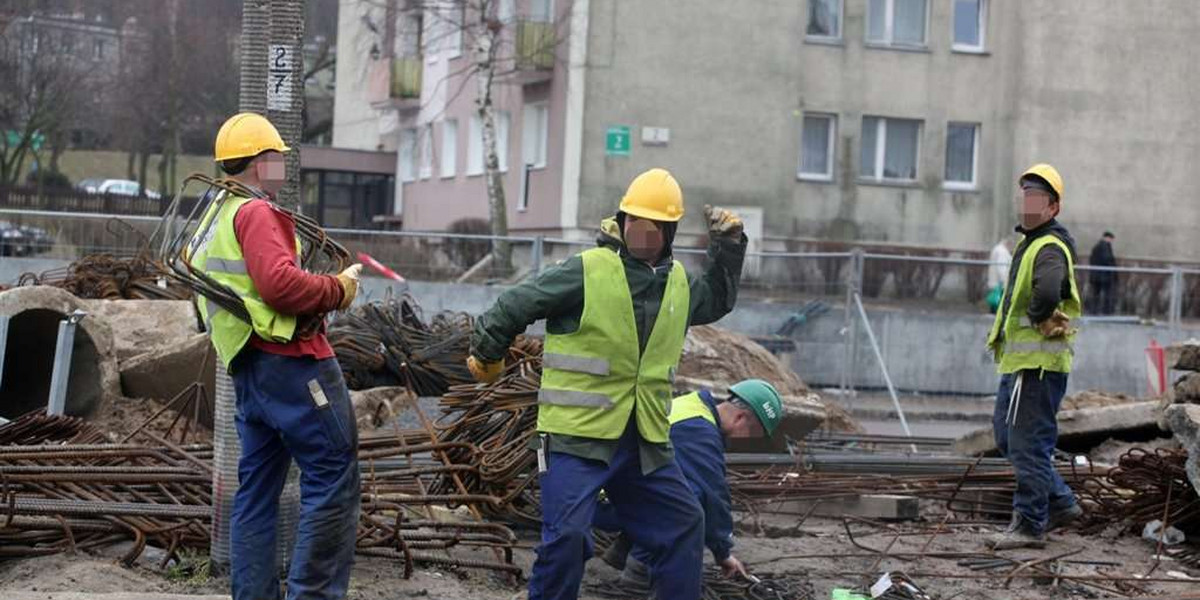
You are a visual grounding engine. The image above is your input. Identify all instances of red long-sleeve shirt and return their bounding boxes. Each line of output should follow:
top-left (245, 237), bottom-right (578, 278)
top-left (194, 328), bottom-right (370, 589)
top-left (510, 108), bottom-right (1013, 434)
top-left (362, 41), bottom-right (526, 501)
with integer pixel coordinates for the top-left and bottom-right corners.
top-left (233, 199), bottom-right (344, 359)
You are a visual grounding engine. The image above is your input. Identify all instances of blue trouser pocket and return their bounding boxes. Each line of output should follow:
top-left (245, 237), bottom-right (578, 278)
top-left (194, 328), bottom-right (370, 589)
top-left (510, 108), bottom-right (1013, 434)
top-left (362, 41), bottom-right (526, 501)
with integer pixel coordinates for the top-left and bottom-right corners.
top-left (307, 360), bottom-right (355, 453)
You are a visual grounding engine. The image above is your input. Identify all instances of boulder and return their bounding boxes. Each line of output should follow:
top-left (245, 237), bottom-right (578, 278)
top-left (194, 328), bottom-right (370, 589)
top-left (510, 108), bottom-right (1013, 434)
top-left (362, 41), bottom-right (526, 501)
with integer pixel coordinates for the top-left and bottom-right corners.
top-left (1164, 404), bottom-right (1200, 497)
top-left (119, 334), bottom-right (215, 410)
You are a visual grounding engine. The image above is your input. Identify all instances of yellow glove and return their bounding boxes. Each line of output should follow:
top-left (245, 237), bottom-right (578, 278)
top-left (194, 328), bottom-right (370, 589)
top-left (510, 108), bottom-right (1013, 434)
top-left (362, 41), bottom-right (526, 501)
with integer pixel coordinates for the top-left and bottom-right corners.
top-left (1036, 309), bottom-right (1077, 339)
top-left (467, 355), bottom-right (505, 384)
top-left (703, 204), bottom-right (743, 238)
top-left (336, 263), bottom-right (363, 310)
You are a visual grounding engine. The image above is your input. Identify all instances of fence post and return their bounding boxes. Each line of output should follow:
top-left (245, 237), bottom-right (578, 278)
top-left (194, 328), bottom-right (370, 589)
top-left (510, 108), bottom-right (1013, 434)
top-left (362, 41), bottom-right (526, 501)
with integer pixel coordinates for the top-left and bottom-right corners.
top-left (1170, 266), bottom-right (1183, 332)
top-left (840, 248), bottom-right (865, 400)
top-left (532, 235), bottom-right (544, 274)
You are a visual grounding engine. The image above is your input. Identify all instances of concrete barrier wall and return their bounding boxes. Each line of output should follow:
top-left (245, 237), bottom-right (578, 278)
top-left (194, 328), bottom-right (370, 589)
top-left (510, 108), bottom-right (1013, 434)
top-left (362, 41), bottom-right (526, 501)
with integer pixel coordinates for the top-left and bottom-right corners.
top-left (4, 257), bottom-right (1191, 397)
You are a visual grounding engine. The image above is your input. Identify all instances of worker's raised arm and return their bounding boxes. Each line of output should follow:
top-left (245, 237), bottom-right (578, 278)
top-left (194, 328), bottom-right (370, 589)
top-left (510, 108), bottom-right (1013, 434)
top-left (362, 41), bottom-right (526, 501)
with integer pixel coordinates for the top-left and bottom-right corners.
top-left (471, 255), bottom-right (585, 362)
top-left (687, 205), bottom-right (748, 326)
top-left (235, 199), bottom-right (346, 316)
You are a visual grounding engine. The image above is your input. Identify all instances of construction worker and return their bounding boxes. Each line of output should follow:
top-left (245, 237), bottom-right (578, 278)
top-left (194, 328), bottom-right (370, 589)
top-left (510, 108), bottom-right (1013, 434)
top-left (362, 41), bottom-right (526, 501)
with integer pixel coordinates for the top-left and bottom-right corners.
top-left (467, 167), bottom-right (748, 600)
top-left (192, 113), bottom-right (363, 600)
top-left (594, 379), bottom-right (784, 592)
top-left (985, 163), bottom-right (1083, 551)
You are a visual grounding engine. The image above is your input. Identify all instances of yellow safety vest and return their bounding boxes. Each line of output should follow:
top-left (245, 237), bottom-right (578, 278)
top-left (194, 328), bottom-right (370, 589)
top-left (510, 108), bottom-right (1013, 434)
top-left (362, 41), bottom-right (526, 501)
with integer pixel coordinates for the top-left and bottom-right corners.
top-left (668, 392), bottom-right (717, 427)
top-left (538, 247), bottom-right (690, 443)
top-left (986, 235), bottom-right (1081, 374)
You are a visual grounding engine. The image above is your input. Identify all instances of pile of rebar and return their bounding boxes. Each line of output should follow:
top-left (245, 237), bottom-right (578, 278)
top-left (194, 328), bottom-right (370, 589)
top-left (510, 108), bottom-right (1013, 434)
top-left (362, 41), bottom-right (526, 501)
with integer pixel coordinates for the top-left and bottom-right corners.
top-left (18, 253), bottom-right (191, 301)
top-left (329, 293), bottom-right (475, 394)
top-left (1077, 447), bottom-right (1200, 536)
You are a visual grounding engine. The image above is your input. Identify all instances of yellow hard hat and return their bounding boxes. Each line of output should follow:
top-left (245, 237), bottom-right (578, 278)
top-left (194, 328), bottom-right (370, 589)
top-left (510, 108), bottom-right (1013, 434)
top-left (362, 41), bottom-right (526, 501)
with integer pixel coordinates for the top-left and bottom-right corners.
top-left (619, 168), bottom-right (684, 222)
top-left (213, 113), bottom-right (290, 162)
top-left (1020, 163), bottom-right (1064, 201)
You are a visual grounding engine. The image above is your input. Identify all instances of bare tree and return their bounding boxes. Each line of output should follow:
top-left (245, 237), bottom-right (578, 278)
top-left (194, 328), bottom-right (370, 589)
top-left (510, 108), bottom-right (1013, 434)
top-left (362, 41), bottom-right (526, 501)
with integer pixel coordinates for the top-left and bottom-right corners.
top-left (373, 0), bottom-right (570, 272)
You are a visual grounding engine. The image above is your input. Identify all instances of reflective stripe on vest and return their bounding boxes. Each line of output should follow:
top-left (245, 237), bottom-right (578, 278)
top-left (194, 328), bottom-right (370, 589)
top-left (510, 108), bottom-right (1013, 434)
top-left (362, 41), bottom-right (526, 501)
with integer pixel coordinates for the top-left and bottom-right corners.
top-left (188, 194), bottom-right (300, 370)
top-left (536, 247), bottom-right (690, 443)
top-left (668, 392), bottom-right (717, 427)
top-left (986, 234), bottom-right (1081, 374)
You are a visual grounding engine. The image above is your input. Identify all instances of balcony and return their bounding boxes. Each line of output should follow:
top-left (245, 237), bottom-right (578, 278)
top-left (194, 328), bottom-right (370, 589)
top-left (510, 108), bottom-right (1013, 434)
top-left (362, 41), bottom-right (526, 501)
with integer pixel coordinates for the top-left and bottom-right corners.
top-left (368, 56), bottom-right (422, 110)
top-left (516, 20), bottom-right (555, 71)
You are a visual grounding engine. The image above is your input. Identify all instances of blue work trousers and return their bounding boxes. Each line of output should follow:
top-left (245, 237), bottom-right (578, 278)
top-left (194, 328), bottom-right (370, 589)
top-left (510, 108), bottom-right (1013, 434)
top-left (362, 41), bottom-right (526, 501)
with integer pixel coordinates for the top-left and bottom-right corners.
top-left (529, 422), bottom-right (704, 600)
top-left (993, 370), bottom-right (1077, 535)
top-left (230, 349), bottom-right (361, 600)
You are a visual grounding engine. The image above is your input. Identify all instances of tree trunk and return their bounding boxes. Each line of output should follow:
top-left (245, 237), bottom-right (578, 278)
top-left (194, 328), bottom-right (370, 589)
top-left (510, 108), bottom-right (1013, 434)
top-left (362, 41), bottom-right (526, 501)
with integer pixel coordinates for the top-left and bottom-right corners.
top-left (127, 151), bottom-right (136, 180)
top-left (137, 152), bottom-right (150, 196)
top-left (472, 11), bottom-right (511, 274)
top-left (268, 0), bottom-right (305, 210)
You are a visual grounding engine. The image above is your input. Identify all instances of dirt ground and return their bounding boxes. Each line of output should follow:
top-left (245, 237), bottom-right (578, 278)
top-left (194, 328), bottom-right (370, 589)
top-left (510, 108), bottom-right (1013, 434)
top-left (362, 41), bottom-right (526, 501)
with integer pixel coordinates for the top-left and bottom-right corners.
top-left (2, 515), bottom-right (1195, 600)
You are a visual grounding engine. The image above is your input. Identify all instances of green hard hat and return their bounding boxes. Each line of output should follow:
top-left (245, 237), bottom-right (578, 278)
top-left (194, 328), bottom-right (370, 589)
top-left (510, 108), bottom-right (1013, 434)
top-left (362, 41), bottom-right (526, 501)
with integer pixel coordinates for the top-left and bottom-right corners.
top-left (729, 379), bottom-right (783, 437)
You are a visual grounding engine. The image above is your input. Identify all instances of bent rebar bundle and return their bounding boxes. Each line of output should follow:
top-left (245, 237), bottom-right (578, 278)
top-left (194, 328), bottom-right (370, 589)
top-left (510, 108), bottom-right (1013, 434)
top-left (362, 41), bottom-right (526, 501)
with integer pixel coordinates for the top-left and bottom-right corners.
top-left (154, 173), bottom-right (351, 325)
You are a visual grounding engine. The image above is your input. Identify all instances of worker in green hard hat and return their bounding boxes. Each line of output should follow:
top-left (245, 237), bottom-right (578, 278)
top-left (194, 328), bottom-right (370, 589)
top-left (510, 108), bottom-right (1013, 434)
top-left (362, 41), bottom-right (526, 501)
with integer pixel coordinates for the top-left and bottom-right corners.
top-left (593, 378), bottom-right (783, 591)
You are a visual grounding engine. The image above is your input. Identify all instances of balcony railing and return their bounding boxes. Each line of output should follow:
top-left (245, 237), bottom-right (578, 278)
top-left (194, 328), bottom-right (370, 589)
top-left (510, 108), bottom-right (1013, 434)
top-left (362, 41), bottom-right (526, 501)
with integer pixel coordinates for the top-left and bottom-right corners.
top-left (390, 56), bottom-right (422, 99)
top-left (516, 21), bottom-right (555, 70)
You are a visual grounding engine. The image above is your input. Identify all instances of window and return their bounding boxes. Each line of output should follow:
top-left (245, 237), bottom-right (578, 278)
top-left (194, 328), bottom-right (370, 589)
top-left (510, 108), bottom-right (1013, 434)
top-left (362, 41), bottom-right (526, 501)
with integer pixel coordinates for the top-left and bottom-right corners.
top-left (860, 117), bottom-right (921, 182)
top-left (419, 124), bottom-right (433, 179)
top-left (806, 0), bottom-right (842, 40)
top-left (446, 2), bottom-right (463, 58)
top-left (522, 102), bottom-right (549, 168)
top-left (468, 111), bottom-right (511, 175)
top-left (440, 119), bottom-right (458, 178)
top-left (530, 0), bottom-right (553, 22)
top-left (93, 39), bottom-right (106, 61)
top-left (799, 114), bottom-right (836, 181)
top-left (867, 0), bottom-right (927, 47)
top-left (399, 128), bottom-right (417, 182)
top-left (953, 0), bottom-right (986, 51)
top-left (944, 122), bottom-right (979, 189)
top-left (62, 33), bottom-right (74, 55)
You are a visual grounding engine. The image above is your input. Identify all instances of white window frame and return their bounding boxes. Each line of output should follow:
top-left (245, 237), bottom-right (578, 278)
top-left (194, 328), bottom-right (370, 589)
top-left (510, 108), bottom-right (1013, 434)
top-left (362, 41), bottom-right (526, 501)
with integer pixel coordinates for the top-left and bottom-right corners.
top-left (952, 0), bottom-right (987, 53)
top-left (522, 102), bottom-right (549, 170)
top-left (419, 123), bottom-right (433, 179)
top-left (399, 128), bottom-right (418, 182)
top-left (865, 0), bottom-right (929, 48)
top-left (496, 110), bottom-right (510, 173)
top-left (467, 115), bottom-right (484, 176)
top-left (530, 0), bottom-right (554, 23)
top-left (860, 116), bottom-right (922, 183)
top-left (798, 113), bottom-right (837, 182)
top-left (446, 1), bottom-right (463, 59)
top-left (805, 0), bottom-right (844, 42)
top-left (943, 122), bottom-right (979, 191)
top-left (440, 119), bottom-right (458, 179)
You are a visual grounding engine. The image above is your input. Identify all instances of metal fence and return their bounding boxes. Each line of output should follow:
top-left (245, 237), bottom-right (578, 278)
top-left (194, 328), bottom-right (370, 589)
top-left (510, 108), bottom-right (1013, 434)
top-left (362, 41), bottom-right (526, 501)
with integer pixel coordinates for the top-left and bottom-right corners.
top-left (3, 206), bottom-right (1199, 324)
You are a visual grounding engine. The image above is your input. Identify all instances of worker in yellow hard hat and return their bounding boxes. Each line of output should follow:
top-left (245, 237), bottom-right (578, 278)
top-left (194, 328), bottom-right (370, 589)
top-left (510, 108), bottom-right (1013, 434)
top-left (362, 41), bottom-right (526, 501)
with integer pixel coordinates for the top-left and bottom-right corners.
top-left (985, 163), bottom-right (1083, 551)
top-left (194, 113), bottom-right (362, 600)
top-left (467, 168), bottom-right (748, 600)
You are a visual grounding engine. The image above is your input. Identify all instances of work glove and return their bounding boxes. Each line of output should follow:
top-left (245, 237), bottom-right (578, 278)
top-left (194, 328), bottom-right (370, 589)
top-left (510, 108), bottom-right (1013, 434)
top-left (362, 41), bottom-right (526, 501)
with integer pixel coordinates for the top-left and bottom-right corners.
top-left (467, 355), bottom-right (505, 384)
top-left (336, 263), bottom-right (363, 310)
top-left (1036, 309), bottom-right (1077, 339)
top-left (720, 555), bottom-right (749, 579)
top-left (704, 204), bottom-right (744, 238)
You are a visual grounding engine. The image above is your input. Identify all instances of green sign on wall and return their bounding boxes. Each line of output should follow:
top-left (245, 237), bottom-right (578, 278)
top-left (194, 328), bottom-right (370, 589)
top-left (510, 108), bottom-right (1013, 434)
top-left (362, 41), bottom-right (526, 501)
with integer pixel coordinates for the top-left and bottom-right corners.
top-left (606, 126), bottom-right (631, 156)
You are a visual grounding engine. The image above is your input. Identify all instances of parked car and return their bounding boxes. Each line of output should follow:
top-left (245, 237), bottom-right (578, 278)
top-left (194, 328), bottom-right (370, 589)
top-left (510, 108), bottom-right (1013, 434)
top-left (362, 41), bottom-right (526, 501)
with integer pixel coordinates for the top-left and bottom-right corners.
top-left (76, 178), bottom-right (162, 200)
top-left (0, 221), bottom-right (52, 257)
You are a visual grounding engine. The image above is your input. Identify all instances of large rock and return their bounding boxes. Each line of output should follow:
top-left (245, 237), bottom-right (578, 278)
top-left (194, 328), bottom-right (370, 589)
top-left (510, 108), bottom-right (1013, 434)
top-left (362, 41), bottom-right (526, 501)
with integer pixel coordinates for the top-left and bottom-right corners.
top-left (1167, 339), bottom-right (1200, 372)
top-left (0, 286), bottom-right (120, 418)
top-left (1164, 404), bottom-right (1200, 497)
top-left (119, 333), bottom-right (215, 410)
top-left (1174, 372), bottom-right (1200, 403)
top-left (955, 401), bottom-right (1161, 456)
top-left (83, 299), bottom-right (199, 361)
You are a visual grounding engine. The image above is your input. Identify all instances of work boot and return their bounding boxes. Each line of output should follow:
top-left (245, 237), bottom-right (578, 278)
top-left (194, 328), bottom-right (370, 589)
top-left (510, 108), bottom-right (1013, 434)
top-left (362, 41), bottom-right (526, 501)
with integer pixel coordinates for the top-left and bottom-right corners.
top-left (601, 532), bottom-right (633, 571)
top-left (1046, 503), bottom-right (1083, 531)
top-left (988, 515), bottom-right (1046, 550)
top-left (617, 556), bottom-right (652, 596)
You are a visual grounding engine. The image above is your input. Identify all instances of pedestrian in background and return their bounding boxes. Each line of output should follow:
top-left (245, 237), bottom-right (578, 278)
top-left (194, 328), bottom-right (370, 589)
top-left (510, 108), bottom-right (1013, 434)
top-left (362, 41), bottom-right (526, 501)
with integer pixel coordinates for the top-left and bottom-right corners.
top-left (1088, 231), bottom-right (1118, 315)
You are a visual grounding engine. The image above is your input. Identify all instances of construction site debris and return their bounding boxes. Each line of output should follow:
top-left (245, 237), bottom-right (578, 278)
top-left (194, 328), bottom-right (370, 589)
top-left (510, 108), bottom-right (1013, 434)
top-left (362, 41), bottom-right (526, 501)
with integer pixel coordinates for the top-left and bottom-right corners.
top-left (329, 293), bottom-right (474, 395)
top-left (680, 325), bottom-right (810, 395)
top-left (1168, 339), bottom-right (1200, 371)
top-left (1088, 436), bottom-right (1179, 466)
top-left (1079, 447), bottom-right (1200, 539)
top-left (1164, 403), bottom-right (1200, 497)
top-left (119, 334), bottom-right (214, 407)
top-left (1175, 372), bottom-right (1200, 404)
top-left (17, 253), bottom-right (190, 302)
top-left (0, 285), bottom-right (122, 417)
top-left (954, 401), bottom-right (1161, 456)
top-left (350, 386), bottom-right (415, 431)
top-left (81, 300), bottom-right (199, 362)
top-left (1061, 389), bottom-right (1140, 411)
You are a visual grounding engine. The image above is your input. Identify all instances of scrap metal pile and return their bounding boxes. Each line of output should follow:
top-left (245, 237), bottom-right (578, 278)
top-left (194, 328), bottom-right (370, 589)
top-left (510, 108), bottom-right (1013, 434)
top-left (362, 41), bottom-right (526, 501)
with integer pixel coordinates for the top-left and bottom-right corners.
top-left (329, 294), bottom-right (475, 395)
top-left (18, 252), bottom-right (191, 301)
